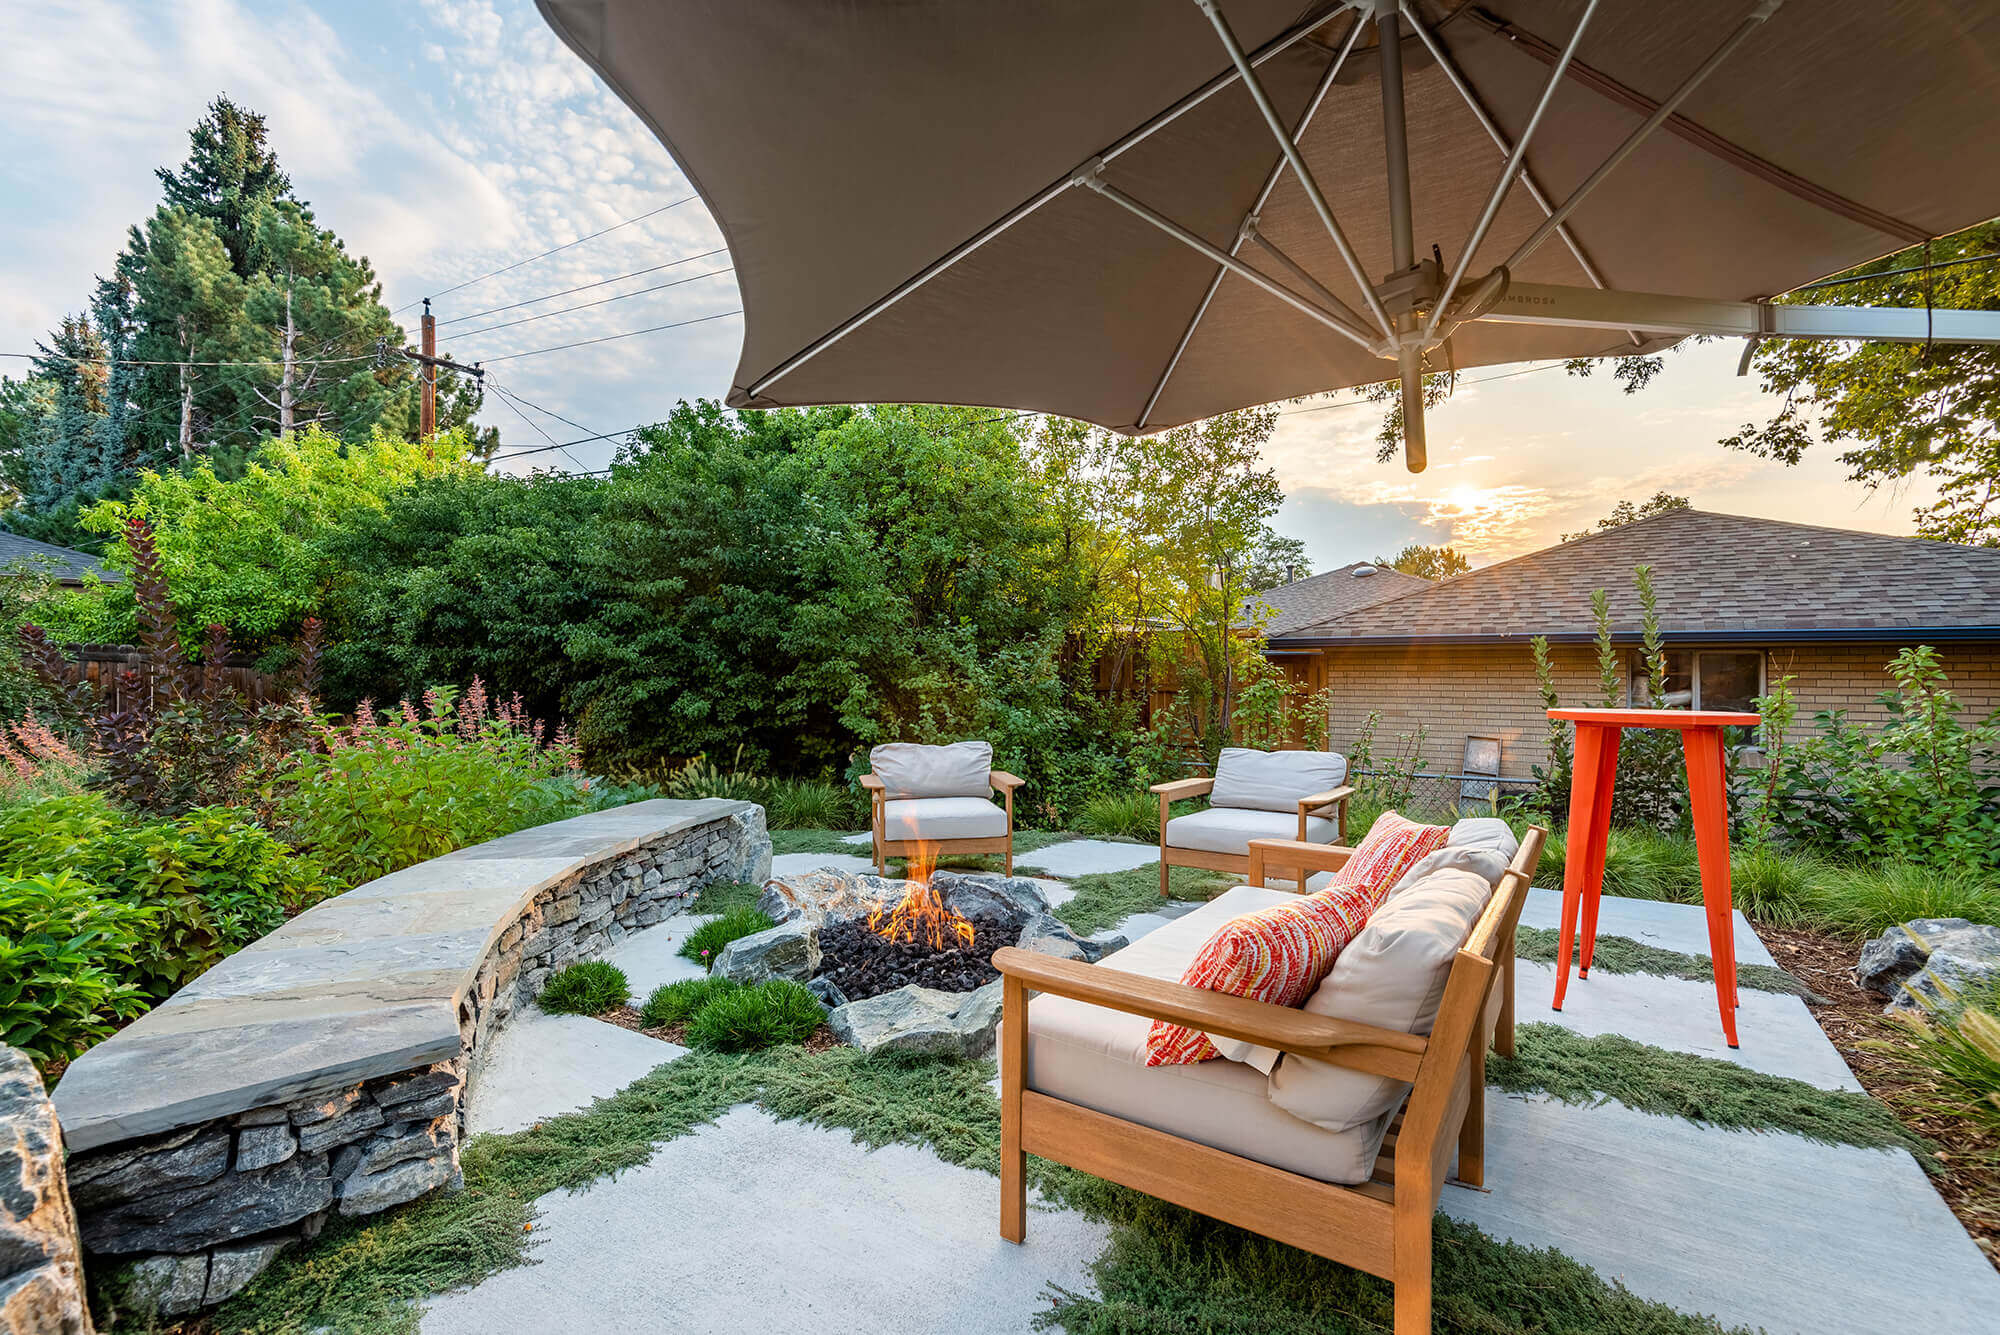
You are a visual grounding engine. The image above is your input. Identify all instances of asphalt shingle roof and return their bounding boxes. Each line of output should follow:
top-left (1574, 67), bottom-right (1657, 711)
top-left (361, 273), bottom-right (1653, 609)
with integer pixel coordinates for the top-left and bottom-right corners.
top-left (0, 531), bottom-right (115, 584)
top-left (1249, 561), bottom-right (1433, 636)
top-left (1273, 510), bottom-right (2000, 644)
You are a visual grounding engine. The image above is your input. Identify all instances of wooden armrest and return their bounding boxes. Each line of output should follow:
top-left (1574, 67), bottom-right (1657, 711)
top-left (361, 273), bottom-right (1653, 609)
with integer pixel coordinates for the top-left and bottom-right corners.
top-left (989, 770), bottom-right (1025, 792)
top-left (858, 774), bottom-right (884, 794)
top-left (993, 947), bottom-right (1424, 1080)
top-left (1245, 839), bottom-right (1356, 885)
top-left (1149, 777), bottom-right (1214, 800)
top-left (1295, 784), bottom-right (1355, 813)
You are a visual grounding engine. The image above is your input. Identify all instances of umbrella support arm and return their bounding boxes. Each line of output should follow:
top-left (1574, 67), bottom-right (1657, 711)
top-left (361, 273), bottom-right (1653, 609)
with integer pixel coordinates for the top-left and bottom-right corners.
top-left (1194, 0), bottom-right (1397, 341)
top-left (1073, 170), bottom-right (1386, 355)
top-left (1397, 0), bottom-right (1640, 348)
top-left (1481, 281), bottom-right (2000, 345)
top-left (1502, 0), bottom-right (1786, 275)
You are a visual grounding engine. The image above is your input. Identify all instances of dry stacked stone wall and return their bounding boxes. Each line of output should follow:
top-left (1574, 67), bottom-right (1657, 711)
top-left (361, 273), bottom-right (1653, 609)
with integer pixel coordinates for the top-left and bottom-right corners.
top-left (59, 807), bottom-right (762, 1316)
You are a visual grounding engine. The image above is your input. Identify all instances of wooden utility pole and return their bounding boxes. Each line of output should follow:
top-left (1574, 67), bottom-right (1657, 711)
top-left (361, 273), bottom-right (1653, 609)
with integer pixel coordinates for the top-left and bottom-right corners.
top-left (420, 298), bottom-right (437, 439)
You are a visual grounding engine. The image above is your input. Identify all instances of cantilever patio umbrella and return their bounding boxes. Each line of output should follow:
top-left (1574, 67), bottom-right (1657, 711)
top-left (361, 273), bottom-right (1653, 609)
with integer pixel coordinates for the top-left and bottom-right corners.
top-left (535, 0), bottom-right (2000, 471)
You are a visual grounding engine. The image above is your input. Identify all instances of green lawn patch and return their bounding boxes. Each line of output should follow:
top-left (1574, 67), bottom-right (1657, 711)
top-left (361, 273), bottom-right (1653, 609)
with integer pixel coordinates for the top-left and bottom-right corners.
top-left (767, 828), bottom-right (860, 856)
top-left (1491, 1022), bottom-right (1930, 1161)
top-left (686, 879), bottom-right (762, 914)
top-left (1514, 926), bottom-right (1821, 999)
top-left (1055, 862), bottom-right (1240, 937)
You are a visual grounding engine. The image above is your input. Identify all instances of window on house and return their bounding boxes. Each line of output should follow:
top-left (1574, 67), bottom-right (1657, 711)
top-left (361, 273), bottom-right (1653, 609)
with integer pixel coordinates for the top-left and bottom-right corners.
top-left (1630, 650), bottom-right (1762, 712)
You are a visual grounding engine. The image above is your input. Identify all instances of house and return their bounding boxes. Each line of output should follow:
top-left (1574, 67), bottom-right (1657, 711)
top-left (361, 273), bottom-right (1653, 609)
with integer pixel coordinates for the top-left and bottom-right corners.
top-left (1265, 510), bottom-right (2000, 781)
top-left (0, 531), bottom-right (116, 586)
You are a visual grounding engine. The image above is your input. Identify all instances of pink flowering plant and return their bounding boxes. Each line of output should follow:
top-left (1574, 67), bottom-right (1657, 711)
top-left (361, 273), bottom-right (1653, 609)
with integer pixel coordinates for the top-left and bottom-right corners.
top-left (271, 677), bottom-right (589, 884)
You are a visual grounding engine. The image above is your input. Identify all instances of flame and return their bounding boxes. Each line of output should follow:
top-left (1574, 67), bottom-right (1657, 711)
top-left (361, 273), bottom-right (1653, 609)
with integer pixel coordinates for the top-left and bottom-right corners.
top-left (867, 843), bottom-right (977, 950)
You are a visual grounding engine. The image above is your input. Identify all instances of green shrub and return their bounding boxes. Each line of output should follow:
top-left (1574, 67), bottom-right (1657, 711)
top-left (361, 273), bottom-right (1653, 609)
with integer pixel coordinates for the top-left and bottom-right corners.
top-left (1075, 791), bottom-right (1155, 841)
top-left (660, 754), bottom-right (770, 807)
top-left (1599, 828), bottom-right (1700, 903)
top-left (0, 871), bottom-right (153, 1068)
top-left (638, 976), bottom-right (742, 1028)
top-left (1802, 861), bottom-right (2000, 939)
top-left (678, 906), bottom-right (775, 969)
top-left (538, 960), bottom-right (630, 1015)
top-left (273, 683), bottom-right (583, 885)
top-left (1727, 843), bottom-right (1830, 927)
top-left (683, 980), bottom-right (823, 1051)
top-left (0, 794), bottom-right (337, 995)
top-left (768, 778), bottom-right (864, 831)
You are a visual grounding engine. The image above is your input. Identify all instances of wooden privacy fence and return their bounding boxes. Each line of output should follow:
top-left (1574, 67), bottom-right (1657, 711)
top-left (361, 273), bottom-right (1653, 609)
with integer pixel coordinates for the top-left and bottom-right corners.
top-left (49, 643), bottom-right (285, 712)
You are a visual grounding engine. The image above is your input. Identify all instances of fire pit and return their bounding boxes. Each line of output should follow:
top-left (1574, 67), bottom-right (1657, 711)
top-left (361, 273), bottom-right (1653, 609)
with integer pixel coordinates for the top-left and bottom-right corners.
top-left (737, 851), bottom-right (1127, 1055)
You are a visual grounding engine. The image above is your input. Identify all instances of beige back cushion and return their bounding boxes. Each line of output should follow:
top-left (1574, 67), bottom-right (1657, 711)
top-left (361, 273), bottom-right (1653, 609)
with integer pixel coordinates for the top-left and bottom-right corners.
top-left (1380, 818), bottom-right (1520, 899)
top-left (1208, 747), bottom-right (1347, 814)
top-left (1266, 863), bottom-right (1494, 1132)
top-left (869, 741), bottom-right (993, 799)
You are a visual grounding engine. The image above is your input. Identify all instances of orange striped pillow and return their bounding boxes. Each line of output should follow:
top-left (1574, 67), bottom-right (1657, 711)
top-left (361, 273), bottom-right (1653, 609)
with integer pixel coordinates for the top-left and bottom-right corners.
top-left (1145, 884), bottom-right (1382, 1066)
top-left (1328, 811), bottom-right (1450, 897)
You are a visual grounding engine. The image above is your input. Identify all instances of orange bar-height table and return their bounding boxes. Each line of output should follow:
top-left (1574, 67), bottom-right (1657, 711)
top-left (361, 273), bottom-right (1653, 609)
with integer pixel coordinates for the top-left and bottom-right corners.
top-left (1546, 707), bottom-right (1761, 1047)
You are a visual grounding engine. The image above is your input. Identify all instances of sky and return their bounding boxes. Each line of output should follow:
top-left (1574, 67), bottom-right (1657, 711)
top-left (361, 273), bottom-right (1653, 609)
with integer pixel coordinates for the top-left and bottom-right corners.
top-left (0, 0), bottom-right (1938, 571)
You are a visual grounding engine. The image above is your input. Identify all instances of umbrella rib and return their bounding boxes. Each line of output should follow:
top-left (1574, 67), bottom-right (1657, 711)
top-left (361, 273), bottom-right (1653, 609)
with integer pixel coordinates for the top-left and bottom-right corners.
top-left (1501, 0), bottom-right (1787, 275)
top-left (743, 6), bottom-right (1339, 402)
top-left (1421, 0), bottom-right (1600, 343)
top-left (1398, 1), bottom-right (1641, 346)
top-left (1137, 11), bottom-right (1369, 429)
top-left (1196, 0), bottom-right (1397, 341)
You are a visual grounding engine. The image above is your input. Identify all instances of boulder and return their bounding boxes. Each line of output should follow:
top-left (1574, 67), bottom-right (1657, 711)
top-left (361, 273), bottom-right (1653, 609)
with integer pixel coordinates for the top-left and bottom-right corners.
top-left (757, 871), bottom-right (905, 927)
top-left (827, 981), bottom-right (1004, 1058)
top-left (805, 976), bottom-right (849, 1010)
top-left (0, 1045), bottom-right (94, 1335)
top-left (714, 919), bottom-right (821, 984)
top-left (1856, 919), bottom-right (2000, 1014)
top-left (1015, 913), bottom-right (1126, 964)
top-left (932, 871), bottom-right (1050, 931)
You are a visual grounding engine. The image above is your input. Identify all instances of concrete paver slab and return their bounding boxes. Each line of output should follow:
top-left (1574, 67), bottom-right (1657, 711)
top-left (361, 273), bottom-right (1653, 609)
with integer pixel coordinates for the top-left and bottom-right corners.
top-left (1521, 886), bottom-right (1776, 967)
top-left (603, 913), bottom-right (713, 1002)
top-left (1014, 839), bottom-right (1158, 878)
top-left (1448, 1092), bottom-right (2000, 1335)
top-left (422, 1106), bottom-right (1107, 1335)
top-left (466, 1011), bottom-right (682, 1137)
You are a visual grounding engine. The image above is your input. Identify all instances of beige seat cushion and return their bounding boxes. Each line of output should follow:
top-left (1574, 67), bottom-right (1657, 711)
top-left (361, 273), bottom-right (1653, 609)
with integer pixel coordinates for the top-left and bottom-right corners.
top-left (1164, 806), bottom-right (1335, 857)
top-left (1267, 864), bottom-right (1495, 1132)
top-left (1025, 886), bottom-right (1393, 1186)
top-left (1208, 747), bottom-right (1347, 813)
top-left (881, 796), bottom-right (1007, 841)
top-left (869, 741), bottom-right (993, 799)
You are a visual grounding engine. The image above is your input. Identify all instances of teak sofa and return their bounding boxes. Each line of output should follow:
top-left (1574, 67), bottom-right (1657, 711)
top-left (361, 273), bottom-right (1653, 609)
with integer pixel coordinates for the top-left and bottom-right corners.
top-left (861, 740), bottom-right (1024, 875)
top-left (1150, 746), bottom-right (1354, 893)
top-left (994, 821), bottom-right (1546, 1335)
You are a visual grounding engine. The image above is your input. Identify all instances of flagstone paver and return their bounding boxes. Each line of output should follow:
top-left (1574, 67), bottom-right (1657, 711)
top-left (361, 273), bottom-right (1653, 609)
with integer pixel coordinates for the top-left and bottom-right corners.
top-left (466, 1011), bottom-right (683, 1137)
top-left (1012, 838), bottom-right (1157, 878)
top-left (421, 1106), bottom-right (1108, 1335)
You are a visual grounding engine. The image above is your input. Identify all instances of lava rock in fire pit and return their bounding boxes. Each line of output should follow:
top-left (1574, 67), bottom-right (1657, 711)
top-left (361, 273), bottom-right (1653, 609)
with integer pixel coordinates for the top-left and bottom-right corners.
top-left (826, 981), bottom-right (1004, 1058)
top-left (816, 913), bottom-right (1016, 1001)
top-left (930, 871), bottom-right (1050, 932)
top-left (714, 919), bottom-right (821, 984)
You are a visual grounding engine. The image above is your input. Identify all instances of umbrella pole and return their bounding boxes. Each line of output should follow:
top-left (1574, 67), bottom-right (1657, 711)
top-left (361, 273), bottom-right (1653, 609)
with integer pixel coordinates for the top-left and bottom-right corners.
top-left (1375, 2), bottom-right (1426, 472)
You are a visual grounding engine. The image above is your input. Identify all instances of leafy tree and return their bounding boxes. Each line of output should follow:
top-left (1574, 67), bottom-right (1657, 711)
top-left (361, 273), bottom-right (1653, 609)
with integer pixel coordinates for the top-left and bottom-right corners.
top-left (1560, 491), bottom-right (1690, 542)
top-left (53, 426), bottom-right (482, 657)
top-left (1244, 533), bottom-right (1310, 590)
top-left (1724, 221), bottom-right (2000, 545)
top-left (1376, 543), bottom-right (1468, 580)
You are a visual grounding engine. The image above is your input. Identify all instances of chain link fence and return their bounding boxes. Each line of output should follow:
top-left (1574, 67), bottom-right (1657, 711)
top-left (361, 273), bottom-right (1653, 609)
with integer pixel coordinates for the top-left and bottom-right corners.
top-left (1347, 767), bottom-right (1541, 822)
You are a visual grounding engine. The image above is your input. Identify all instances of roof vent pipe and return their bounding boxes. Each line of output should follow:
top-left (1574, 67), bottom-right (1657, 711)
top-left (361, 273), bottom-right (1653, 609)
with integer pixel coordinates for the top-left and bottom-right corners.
top-left (1352, 564), bottom-right (1377, 577)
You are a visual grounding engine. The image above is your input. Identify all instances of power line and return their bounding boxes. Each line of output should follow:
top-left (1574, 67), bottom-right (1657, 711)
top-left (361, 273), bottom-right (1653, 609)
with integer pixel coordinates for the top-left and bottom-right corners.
top-left (1793, 249), bottom-right (2000, 293)
top-left (488, 409), bottom-right (1034, 467)
top-left (390, 195), bottom-right (703, 316)
top-left (475, 309), bottom-right (743, 363)
top-left (1, 350), bottom-right (376, 370)
top-left (435, 247), bottom-right (731, 326)
top-left (483, 379), bottom-right (601, 441)
top-left (487, 383), bottom-right (589, 472)
top-left (1275, 361), bottom-right (1568, 417)
top-left (448, 267), bottom-right (734, 342)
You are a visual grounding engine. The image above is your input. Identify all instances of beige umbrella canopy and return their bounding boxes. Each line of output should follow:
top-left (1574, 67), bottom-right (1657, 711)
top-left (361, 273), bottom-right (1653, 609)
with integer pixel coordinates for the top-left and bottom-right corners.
top-left (536, 0), bottom-right (2000, 470)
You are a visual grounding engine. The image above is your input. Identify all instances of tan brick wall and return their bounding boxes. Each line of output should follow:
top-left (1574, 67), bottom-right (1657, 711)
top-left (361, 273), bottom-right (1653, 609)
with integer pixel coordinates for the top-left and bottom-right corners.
top-left (1313, 641), bottom-right (2000, 778)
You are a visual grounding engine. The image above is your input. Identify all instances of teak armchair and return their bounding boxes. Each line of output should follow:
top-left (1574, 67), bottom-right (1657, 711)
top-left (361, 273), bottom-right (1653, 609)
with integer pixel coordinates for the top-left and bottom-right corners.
top-left (1150, 773), bottom-right (1354, 894)
top-left (994, 827), bottom-right (1545, 1335)
top-left (861, 768), bottom-right (1025, 875)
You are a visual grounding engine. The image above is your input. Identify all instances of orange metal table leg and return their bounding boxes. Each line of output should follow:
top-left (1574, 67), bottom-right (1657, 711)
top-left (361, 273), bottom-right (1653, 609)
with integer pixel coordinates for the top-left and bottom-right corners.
top-left (1681, 725), bottom-right (1740, 1047)
top-left (1577, 728), bottom-right (1621, 978)
top-left (1554, 722), bottom-right (1619, 1010)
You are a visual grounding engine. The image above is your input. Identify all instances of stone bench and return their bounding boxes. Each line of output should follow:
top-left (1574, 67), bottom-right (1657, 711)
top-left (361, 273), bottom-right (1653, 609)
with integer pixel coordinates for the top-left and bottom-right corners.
top-left (49, 798), bottom-right (769, 1314)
